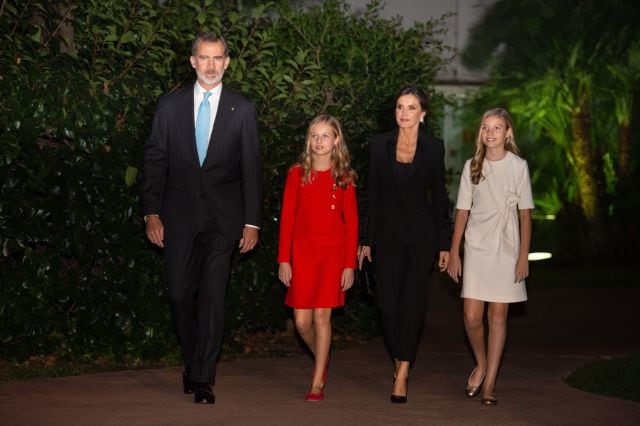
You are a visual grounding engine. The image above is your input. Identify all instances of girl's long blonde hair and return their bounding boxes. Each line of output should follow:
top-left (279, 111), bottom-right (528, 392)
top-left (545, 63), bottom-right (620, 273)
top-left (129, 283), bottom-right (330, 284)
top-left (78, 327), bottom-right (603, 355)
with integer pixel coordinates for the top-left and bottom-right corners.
top-left (298, 114), bottom-right (357, 189)
top-left (470, 108), bottom-right (520, 184)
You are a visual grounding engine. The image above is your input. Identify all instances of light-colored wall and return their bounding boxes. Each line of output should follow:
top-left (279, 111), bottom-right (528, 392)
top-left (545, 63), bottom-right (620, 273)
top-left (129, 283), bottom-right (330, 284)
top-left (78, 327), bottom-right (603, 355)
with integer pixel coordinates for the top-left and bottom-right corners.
top-left (345, 0), bottom-right (493, 190)
top-left (346, 0), bottom-right (491, 83)
top-left (302, 0), bottom-right (493, 192)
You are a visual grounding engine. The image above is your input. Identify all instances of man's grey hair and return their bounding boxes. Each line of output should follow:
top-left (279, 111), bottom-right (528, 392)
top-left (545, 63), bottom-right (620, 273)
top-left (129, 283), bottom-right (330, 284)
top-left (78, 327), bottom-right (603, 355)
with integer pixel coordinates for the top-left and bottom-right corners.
top-left (191, 33), bottom-right (229, 57)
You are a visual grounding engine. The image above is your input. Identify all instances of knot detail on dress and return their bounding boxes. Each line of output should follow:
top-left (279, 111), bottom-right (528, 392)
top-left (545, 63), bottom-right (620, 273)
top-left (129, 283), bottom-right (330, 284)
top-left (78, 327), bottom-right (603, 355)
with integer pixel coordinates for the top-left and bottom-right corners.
top-left (500, 191), bottom-right (521, 258)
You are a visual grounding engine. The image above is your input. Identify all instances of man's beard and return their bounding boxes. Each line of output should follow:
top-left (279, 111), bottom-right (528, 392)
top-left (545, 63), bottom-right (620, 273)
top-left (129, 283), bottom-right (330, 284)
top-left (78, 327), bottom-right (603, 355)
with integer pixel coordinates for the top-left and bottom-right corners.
top-left (198, 70), bottom-right (222, 86)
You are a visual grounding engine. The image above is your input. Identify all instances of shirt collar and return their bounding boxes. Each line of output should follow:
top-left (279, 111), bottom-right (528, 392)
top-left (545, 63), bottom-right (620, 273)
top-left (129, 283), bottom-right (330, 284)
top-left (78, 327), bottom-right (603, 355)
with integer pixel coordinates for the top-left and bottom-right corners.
top-left (194, 81), bottom-right (223, 98)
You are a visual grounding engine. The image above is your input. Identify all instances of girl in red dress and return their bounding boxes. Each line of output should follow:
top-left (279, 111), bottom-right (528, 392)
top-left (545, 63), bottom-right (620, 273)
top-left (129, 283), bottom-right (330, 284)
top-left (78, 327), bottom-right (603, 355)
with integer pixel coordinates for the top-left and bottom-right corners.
top-left (277, 115), bottom-right (358, 401)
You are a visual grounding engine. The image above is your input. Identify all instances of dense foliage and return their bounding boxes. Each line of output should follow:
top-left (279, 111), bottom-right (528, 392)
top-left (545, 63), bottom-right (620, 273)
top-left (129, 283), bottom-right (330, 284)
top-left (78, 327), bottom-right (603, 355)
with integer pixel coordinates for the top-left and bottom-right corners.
top-left (0, 0), bottom-right (449, 361)
top-left (566, 352), bottom-right (640, 402)
top-left (460, 0), bottom-right (640, 262)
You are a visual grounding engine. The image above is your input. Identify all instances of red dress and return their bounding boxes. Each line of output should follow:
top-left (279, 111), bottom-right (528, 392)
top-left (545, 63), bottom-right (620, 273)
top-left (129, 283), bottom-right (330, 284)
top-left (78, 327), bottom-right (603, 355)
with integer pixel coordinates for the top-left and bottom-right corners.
top-left (278, 165), bottom-right (358, 308)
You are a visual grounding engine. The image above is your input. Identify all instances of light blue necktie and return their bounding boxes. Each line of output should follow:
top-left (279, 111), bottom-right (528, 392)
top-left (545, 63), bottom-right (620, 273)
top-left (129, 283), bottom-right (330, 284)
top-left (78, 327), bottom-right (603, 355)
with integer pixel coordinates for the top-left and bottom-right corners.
top-left (195, 92), bottom-right (212, 166)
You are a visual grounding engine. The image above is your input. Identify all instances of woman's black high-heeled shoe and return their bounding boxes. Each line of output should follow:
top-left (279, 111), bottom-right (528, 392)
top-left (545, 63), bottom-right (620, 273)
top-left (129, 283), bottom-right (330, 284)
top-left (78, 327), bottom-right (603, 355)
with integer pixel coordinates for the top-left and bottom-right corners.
top-left (390, 375), bottom-right (408, 404)
top-left (390, 394), bottom-right (407, 404)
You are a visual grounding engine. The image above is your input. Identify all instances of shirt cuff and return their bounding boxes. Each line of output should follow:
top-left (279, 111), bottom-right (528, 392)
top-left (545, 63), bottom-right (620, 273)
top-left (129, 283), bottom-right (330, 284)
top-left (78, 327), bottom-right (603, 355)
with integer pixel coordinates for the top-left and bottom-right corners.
top-left (245, 224), bottom-right (260, 229)
top-left (144, 214), bottom-right (159, 223)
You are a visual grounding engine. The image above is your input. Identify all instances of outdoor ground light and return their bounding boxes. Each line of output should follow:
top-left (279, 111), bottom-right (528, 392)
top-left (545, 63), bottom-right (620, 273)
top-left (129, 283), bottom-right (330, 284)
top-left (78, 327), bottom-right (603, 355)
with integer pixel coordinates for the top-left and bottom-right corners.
top-left (528, 252), bottom-right (552, 261)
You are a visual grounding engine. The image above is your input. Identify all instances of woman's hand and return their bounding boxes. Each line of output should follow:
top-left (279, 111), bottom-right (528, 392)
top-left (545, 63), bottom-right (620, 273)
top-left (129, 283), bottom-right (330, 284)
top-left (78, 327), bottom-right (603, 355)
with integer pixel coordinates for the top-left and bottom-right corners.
top-left (357, 245), bottom-right (372, 270)
top-left (341, 268), bottom-right (355, 291)
top-left (514, 256), bottom-right (529, 283)
top-left (278, 262), bottom-right (292, 287)
top-left (446, 252), bottom-right (462, 283)
top-left (438, 251), bottom-right (449, 272)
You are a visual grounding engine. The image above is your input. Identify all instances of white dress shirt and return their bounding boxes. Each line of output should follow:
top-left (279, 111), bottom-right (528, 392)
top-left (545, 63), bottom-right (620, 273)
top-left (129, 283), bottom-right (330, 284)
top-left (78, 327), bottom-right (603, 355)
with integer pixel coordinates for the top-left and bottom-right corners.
top-left (193, 82), bottom-right (223, 148)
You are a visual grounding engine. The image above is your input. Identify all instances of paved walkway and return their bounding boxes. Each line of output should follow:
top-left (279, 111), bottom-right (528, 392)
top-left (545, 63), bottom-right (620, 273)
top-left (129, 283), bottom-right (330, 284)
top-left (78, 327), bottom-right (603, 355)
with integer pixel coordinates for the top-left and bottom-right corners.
top-left (2, 275), bottom-right (639, 425)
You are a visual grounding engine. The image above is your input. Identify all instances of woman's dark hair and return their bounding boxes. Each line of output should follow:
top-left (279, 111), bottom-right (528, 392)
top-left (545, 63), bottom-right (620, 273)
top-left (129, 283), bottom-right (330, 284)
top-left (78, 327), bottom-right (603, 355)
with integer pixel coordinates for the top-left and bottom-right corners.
top-left (394, 85), bottom-right (429, 112)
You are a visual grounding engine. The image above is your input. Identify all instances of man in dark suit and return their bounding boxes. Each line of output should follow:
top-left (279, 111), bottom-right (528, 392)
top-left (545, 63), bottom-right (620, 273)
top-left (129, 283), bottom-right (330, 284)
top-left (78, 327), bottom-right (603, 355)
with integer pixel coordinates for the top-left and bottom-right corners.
top-left (142, 33), bottom-right (261, 404)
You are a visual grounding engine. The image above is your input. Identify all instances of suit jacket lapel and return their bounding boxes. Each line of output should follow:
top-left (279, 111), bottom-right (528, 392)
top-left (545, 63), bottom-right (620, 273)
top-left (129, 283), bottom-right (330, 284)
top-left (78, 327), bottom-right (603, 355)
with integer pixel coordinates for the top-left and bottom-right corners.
top-left (385, 134), bottom-right (397, 165)
top-left (386, 130), bottom-right (424, 188)
top-left (412, 133), bottom-right (427, 176)
top-left (177, 85), bottom-right (199, 168)
top-left (202, 86), bottom-right (232, 167)
top-left (385, 132), bottom-right (402, 190)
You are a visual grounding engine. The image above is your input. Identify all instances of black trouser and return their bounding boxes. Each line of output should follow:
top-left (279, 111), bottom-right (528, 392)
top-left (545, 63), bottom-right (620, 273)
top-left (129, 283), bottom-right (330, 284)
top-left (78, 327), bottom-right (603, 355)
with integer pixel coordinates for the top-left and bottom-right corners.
top-left (165, 219), bottom-right (235, 386)
top-left (376, 244), bottom-right (435, 363)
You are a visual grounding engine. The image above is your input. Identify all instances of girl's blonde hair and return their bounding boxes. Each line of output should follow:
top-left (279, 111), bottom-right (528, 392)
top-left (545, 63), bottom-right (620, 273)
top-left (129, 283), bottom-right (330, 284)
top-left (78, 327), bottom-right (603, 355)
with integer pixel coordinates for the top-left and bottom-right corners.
top-left (298, 114), bottom-right (357, 189)
top-left (470, 108), bottom-right (520, 184)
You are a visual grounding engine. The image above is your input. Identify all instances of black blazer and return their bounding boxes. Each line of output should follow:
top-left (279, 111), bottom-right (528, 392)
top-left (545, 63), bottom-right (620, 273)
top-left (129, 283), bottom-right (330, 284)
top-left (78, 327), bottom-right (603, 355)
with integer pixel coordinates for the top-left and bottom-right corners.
top-left (365, 128), bottom-right (450, 252)
top-left (142, 83), bottom-right (262, 241)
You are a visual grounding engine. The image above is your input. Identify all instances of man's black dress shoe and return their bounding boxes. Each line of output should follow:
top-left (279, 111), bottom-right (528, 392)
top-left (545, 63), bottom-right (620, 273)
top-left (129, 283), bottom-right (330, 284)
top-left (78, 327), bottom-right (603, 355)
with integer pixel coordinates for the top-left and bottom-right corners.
top-left (183, 371), bottom-right (195, 394)
top-left (194, 385), bottom-right (215, 404)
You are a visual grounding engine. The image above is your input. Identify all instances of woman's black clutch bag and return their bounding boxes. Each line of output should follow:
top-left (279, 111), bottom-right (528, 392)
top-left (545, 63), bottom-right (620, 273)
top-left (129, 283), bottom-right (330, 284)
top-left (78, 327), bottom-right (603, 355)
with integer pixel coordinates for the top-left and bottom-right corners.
top-left (358, 258), bottom-right (376, 296)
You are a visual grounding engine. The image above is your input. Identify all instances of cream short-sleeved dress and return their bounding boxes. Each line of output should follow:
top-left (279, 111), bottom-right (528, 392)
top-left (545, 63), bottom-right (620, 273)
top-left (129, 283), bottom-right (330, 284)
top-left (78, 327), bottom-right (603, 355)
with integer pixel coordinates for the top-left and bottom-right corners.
top-left (456, 151), bottom-right (534, 303)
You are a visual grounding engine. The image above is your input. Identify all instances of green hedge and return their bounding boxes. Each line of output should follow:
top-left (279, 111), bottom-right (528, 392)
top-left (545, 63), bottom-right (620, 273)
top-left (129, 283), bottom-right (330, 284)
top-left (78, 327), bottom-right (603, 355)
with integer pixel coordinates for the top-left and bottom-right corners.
top-left (0, 0), bottom-right (449, 361)
top-left (566, 353), bottom-right (640, 401)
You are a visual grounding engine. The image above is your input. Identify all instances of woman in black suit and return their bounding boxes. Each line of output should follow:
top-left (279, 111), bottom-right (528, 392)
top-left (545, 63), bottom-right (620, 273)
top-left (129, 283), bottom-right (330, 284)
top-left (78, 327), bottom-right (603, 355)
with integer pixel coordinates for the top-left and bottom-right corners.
top-left (358, 85), bottom-right (450, 403)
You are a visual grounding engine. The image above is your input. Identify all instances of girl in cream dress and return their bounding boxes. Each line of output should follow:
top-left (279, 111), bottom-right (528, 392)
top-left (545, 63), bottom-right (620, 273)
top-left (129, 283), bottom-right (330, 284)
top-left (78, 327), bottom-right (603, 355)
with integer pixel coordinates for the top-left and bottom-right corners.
top-left (447, 108), bottom-right (533, 406)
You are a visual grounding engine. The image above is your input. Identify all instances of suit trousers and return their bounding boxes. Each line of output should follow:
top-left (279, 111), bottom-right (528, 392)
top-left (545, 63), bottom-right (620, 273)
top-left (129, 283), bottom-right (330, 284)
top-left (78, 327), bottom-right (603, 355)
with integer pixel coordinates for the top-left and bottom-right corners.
top-left (164, 212), bottom-right (236, 386)
top-left (376, 244), bottom-right (435, 363)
